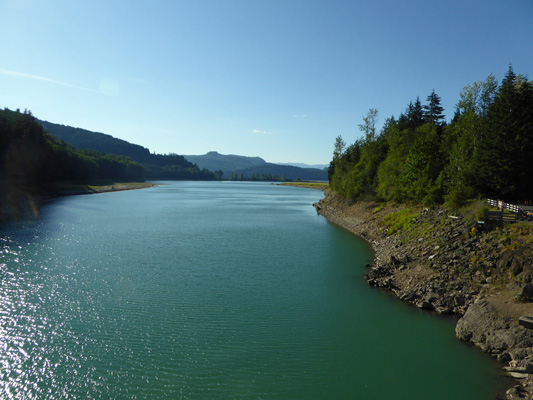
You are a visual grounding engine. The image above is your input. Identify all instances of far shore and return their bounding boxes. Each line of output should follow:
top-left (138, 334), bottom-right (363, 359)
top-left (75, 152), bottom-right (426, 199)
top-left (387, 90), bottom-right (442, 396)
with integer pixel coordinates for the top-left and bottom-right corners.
top-left (0, 182), bottom-right (157, 222)
top-left (51, 181), bottom-right (157, 196)
top-left (278, 181), bottom-right (329, 191)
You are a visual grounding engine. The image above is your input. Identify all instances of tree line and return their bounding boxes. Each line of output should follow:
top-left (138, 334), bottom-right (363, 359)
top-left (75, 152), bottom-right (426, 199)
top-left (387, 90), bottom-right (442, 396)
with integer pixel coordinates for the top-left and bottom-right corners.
top-left (329, 66), bottom-right (533, 207)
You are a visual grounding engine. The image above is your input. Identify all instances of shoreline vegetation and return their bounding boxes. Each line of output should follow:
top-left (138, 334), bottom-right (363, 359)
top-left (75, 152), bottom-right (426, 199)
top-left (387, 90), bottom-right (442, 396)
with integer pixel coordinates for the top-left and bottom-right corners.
top-left (310, 187), bottom-right (533, 399)
top-left (314, 66), bottom-right (533, 399)
top-left (328, 67), bottom-right (533, 209)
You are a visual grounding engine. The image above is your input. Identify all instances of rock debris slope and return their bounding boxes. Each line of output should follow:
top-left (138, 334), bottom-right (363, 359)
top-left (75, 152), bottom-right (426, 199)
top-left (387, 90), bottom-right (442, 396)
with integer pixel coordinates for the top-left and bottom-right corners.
top-left (314, 190), bottom-right (533, 399)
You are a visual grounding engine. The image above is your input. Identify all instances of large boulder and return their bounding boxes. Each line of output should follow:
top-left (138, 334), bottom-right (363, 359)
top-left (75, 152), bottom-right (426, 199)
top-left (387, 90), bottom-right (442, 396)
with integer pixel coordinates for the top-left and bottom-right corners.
top-left (516, 283), bottom-right (533, 303)
top-left (456, 299), bottom-right (533, 354)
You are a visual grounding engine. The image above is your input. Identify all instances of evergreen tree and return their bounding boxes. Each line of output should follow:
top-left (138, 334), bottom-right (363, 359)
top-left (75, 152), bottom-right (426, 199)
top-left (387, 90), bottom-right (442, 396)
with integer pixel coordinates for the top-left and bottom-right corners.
top-left (398, 97), bottom-right (424, 132)
top-left (442, 75), bottom-right (499, 207)
top-left (475, 66), bottom-right (533, 201)
top-left (423, 90), bottom-right (445, 126)
top-left (328, 66), bottom-right (532, 206)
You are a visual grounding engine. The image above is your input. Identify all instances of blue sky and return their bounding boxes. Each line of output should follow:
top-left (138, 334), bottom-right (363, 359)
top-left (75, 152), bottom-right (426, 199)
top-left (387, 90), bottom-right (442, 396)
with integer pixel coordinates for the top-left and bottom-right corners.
top-left (1, 0), bottom-right (532, 165)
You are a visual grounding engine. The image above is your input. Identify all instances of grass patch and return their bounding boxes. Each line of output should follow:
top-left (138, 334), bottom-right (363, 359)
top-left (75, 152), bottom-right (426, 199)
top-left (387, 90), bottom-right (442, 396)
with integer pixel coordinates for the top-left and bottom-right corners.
top-left (373, 203), bottom-right (385, 214)
top-left (382, 208), bottom-right (419, 235)
top-left (413, 222), bottom-right (438, 239)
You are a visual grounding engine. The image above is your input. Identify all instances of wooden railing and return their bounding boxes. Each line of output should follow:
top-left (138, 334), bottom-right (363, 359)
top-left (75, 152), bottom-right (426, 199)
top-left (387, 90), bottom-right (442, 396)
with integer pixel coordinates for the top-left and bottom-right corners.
top-left (483, 199), bottom-right (530, 230)
top-left (486, 199), bottom-right (523, 213)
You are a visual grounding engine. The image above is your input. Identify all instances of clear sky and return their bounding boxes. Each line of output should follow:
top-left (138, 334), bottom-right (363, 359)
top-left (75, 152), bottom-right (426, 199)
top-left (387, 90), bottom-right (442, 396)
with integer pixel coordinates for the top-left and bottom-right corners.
top-left (1, 0), bottom-right (532, 165)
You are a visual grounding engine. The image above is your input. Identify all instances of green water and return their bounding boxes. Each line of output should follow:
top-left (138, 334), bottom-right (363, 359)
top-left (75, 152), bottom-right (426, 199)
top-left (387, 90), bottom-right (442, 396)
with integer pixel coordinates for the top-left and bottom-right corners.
top-left (0, 181), bottom-right (506, 399)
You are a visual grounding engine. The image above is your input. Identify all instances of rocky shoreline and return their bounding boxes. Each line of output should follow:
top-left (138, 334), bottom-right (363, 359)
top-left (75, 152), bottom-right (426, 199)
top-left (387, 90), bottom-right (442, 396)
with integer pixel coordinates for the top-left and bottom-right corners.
top-left (314, 190), bottom-right (533, 399)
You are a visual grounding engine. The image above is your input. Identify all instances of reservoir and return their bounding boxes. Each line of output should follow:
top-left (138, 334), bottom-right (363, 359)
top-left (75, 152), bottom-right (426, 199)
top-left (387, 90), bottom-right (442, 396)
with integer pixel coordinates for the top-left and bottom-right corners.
top-left (0, 181), bottom-right (506, 399)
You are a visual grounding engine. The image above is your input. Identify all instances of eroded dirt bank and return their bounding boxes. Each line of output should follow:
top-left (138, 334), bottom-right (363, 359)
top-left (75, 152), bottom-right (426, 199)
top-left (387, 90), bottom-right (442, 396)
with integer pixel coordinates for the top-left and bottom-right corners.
top-left (314, 190), bottom-right (533, 399)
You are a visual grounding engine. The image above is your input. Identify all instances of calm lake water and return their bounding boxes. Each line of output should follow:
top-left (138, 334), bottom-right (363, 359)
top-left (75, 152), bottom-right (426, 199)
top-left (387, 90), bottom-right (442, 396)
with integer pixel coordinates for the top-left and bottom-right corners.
top-left (0, 181), bottom-right (506, 399)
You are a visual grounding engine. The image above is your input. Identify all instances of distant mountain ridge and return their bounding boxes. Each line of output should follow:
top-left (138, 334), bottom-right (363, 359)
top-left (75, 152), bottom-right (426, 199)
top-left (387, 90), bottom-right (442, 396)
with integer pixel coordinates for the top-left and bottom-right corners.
top-left (278, 162), bottom-right (329, 170)
top-left (183, 151), bottom-right (266, 172)
top-left (233, 163), bottom-right (328, 181)
top-left (40, 120), bottom-right (327, 181)
top-left (183, 152), bottom-right (328, 181)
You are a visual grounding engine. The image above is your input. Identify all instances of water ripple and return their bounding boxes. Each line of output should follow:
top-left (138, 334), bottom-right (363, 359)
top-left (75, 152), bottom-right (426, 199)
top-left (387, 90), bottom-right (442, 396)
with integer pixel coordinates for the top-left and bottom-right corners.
top-left (0, 182), bottom-right (506, 399)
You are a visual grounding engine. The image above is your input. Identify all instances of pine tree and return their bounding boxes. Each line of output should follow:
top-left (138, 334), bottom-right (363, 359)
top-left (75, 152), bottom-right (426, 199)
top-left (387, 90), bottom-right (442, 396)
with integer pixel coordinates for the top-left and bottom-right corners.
top-left (423, 90), bottom-right (445, 126)
top-left (398, 97), bottom-right (424, 131)
top-left (475, 66), bottom-right (533, 201)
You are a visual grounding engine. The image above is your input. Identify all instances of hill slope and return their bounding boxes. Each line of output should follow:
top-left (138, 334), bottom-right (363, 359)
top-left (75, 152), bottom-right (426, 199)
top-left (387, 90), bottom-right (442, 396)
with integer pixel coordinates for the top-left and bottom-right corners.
top-left (39, 120), bottom-right (154, 163)
top-left (39, 120), bottom-right (216, 180)
top-left (1, 109), bottom-right (146, 220)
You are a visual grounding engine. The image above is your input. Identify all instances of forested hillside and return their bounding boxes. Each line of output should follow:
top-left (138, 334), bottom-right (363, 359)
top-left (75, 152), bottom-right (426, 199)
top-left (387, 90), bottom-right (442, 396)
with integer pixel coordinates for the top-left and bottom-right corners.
top-left (40, 120), bottom-right (216, 180)
top-left (0, 108), bottom-right (146, 218)
top-left (1, 109), bottom-right (145, 184)
top-left (231, 163), bottom-right (328, 181)
top-left (39, 120), bottom-right (153, 162)
top-left (329, 66), bottom-right (533, 206)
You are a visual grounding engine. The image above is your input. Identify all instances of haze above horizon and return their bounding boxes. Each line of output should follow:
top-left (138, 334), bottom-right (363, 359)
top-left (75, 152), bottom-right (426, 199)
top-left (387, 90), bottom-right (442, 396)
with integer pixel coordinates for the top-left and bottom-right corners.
top-left (1, 0), bottom-right (532, 165)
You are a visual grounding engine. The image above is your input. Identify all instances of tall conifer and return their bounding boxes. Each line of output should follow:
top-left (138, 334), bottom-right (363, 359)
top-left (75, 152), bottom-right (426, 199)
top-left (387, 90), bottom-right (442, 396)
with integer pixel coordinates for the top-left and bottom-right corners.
top-left (476, 66), bottom-right (533, 201)
top-left (423, 90), bottom-right (445, 126)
